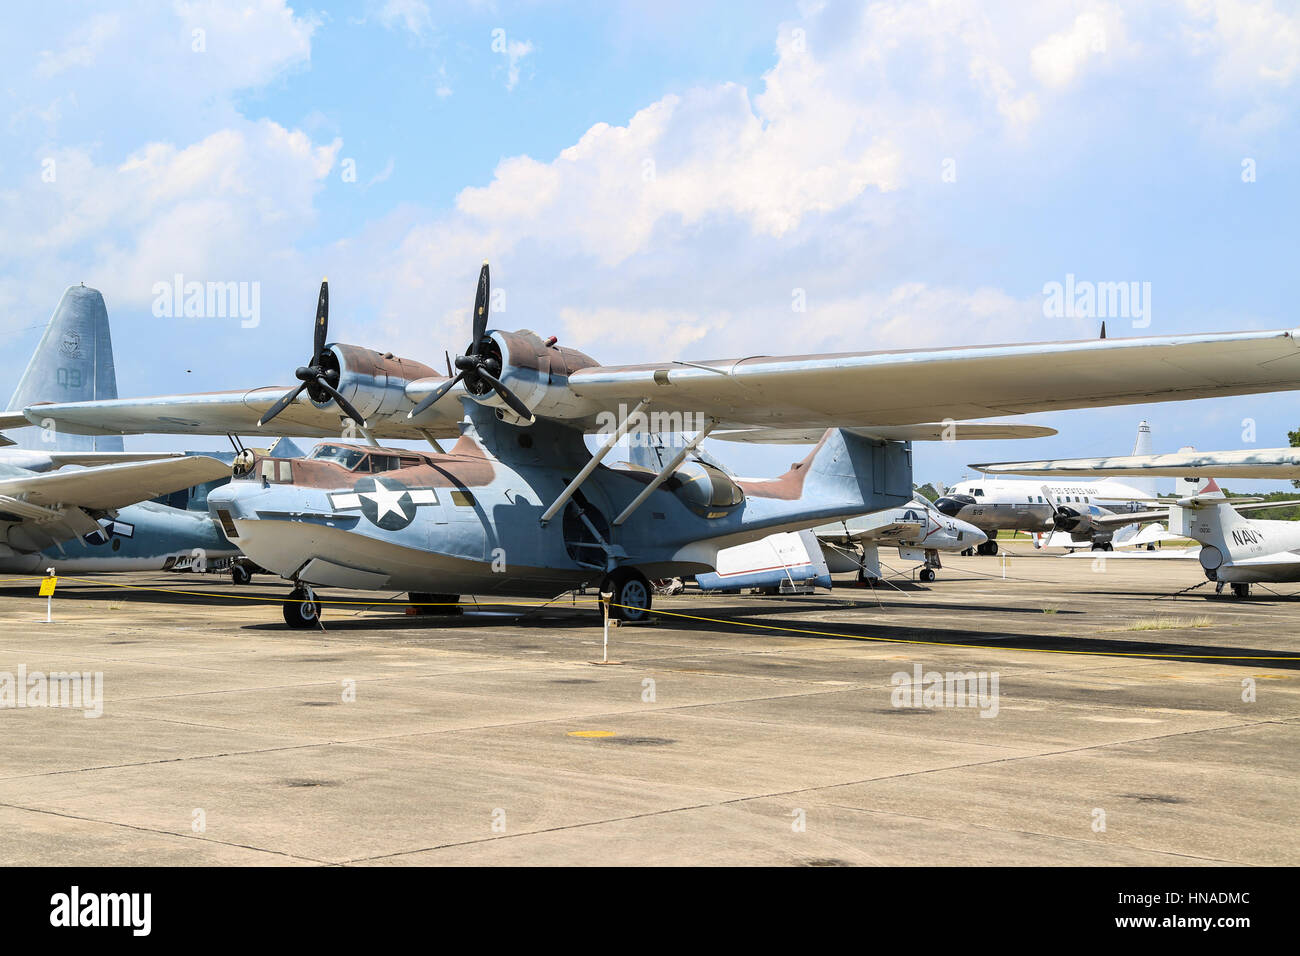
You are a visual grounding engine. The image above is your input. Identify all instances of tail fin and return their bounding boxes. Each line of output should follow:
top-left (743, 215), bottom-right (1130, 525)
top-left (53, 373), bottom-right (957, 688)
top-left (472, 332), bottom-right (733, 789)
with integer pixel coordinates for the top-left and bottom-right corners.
top-left (5, 285), bottom-right (121, 451)
top-left (1172, 447), bottom-right (1223, 499)
top-left (1117, 419), bottom-right (1160, 498)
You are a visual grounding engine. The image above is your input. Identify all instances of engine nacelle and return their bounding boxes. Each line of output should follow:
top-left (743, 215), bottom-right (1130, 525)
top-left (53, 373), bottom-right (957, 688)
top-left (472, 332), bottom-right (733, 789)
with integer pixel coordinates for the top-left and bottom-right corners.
top-left (413, 329), bottom-right (605, 423)
top-left (1052, 503), bottom-right (1106, 535)
top-left (321, 345), bottom-right (439, 424)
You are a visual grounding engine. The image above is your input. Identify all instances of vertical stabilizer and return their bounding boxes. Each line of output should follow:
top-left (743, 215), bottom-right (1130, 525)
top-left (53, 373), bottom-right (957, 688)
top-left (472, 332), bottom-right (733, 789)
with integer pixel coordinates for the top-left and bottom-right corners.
top-left (1119, 420), bottom-right (1159, 497)
top-left (5, 285), bottom-right (122, 452)
top-left (1173, 447), bottom-right (1224, 499)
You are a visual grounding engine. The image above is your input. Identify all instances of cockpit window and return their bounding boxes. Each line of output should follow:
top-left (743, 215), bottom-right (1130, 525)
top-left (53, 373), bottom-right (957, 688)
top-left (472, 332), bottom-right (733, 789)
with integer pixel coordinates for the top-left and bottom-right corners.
top-left (972, 488), bottom-right (983, 497)
top-left (310, 444), bottom-right (368, 470)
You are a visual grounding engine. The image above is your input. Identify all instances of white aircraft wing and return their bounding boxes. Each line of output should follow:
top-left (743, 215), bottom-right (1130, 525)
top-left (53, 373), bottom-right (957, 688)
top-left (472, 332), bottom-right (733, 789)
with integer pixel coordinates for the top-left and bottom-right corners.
top-left (567, 327), bottom-right (1300, 430)
top-left (815, 517), bottom-right (925, 544)
top-left (16, 326), bottom-right (1300, 438)
top-left (0, 456), bottom-right (231, 511)
top-left (11, 387), bottom-right (463, 441)
top-left (712, 423), bottom-right (1058, 444)
top-left (971, 448), bottom-right (1300, 479)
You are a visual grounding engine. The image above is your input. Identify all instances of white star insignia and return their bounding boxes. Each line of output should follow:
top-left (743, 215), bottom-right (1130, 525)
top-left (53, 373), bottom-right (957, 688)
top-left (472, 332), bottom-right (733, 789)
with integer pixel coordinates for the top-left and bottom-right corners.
top-left (360, 478), bottom-right (409, 520)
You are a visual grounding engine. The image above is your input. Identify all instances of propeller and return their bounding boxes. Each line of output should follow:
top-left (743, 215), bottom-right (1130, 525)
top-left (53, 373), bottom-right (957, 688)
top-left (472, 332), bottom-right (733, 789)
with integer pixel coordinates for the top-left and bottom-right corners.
top-left (407, 261), bottom-right (534, 422)
top-left (1041, 484), bottom-right (1085, 532)
top-left (258, 280), bottom-right (369, 429)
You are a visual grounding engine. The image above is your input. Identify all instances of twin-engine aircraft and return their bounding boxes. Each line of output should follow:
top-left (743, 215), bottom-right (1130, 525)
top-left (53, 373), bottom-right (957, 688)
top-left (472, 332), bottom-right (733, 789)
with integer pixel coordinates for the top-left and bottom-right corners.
top-left (13, 263), bottom-right (1300, 626)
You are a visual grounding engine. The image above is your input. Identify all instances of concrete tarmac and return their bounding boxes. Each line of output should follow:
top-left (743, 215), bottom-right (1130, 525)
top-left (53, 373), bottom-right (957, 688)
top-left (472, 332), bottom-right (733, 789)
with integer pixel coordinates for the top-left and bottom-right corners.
top-left (0, 548), bottom-right (1295, 866)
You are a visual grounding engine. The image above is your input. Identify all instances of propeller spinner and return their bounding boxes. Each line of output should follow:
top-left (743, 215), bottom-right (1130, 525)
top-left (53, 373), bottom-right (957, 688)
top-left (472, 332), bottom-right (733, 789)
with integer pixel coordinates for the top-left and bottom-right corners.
top-left (407, 262), bottom-right (534, 422)
top-left (258, 280), bottom-right (369, 429)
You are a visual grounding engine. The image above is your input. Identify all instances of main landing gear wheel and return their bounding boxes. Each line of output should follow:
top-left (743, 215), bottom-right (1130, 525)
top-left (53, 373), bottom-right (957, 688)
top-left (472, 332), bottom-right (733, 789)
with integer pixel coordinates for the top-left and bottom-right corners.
top-left (919, 568), bottom-right (936, 583)
top-left (1231, 583), bottom-right (1251, 599)
top-left (283, 586), bottom-right (321, 629)
top-left (603, 568), bottom-right (652, 623)
top-left (976, 540), bottom-right (999, 556)
top-left (231, 563), bottom-right (252, 586)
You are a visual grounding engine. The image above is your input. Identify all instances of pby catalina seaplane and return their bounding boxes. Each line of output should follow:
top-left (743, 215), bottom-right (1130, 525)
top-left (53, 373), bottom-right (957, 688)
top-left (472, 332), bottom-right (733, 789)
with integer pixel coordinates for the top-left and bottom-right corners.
top-left (15, 263), bottom-right (1300, 626)
top-left (972, 448), bottom-right (1300, 598)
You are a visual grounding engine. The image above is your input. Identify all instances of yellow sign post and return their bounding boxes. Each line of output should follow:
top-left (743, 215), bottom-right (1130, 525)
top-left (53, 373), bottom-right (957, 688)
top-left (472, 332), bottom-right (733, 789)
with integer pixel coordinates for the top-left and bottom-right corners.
top-left (39, 569), bottom-right (56, 622)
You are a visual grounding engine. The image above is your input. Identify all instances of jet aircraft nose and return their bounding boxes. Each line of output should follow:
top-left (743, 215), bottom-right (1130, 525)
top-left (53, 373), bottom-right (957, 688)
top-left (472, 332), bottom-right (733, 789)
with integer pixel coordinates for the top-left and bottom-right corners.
top-left (935, 494), bottom-right (975, 517)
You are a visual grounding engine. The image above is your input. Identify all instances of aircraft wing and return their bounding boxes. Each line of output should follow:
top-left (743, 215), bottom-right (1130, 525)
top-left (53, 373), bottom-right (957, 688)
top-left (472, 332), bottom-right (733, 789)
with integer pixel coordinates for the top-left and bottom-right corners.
top-left (0, 456), bottom-right (231, 511)
top-left (16, 326), bottom-right (1300, 438)
top-left (972, 447), bottom-right (1300, 480)
top-left (567, 327), bottom-right (1300, 429)
top-left (712, 423), bottom-right (1058, 444)
top-left (1091, 509), bottom-right (1172, 529)
top-left (1233, 499), bottom-right (1300, 514)
top-left (815, 518), bottom-right (925, 544)
top-left (10, 389), bottom-right (463, 441)
top-left (46, 451), bottom-right (186, 466)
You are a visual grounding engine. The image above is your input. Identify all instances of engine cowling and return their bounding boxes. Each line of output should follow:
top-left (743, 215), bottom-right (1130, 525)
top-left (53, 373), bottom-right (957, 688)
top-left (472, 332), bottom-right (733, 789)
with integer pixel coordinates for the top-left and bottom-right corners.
top-left (405, 329), bottom-right (605, 423)
top-left (322, 345), bottom-right (439, 424)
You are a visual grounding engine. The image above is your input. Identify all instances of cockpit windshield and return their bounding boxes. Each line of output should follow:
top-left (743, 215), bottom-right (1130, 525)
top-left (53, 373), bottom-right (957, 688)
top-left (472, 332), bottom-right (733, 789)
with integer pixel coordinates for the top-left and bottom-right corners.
top-left (307, 444), bottom-right (415, 473)
top-left (309, 444), bottom-right (368, 470)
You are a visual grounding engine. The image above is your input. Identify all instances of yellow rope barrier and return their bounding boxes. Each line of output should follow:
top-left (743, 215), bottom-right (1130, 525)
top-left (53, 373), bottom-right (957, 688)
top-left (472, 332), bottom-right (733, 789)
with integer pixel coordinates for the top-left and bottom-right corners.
top-left (12, 574), bottom-right (1296, 662)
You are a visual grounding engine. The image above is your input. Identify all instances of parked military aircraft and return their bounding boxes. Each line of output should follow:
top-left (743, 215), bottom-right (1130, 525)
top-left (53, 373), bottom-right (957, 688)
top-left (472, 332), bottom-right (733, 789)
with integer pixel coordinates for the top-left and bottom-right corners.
top-left (13, 264), bottom-right (1300, 626)
top-left (971, 450), bottom-right (1300, 597)
top-left (815, 497), bottom-right (986, 582)
top-left (935, 421), bottom-right (1163, 554)
top-left (695, 497), bottom-right (985, 593)
top-left (0, 286), bottom-right (238, 574)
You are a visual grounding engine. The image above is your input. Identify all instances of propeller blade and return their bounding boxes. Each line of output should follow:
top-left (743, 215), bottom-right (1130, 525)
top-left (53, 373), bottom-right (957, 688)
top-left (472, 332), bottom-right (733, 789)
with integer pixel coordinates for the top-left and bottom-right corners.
top-left (476, 367), bottom-right (534, 422)
top-left (470, 261), bottom-right (489, 355)
top-left (258, 381), bottom-right (308, 427)
top-left (313, 376), bottom-right (367, 428)
top-left (407, 370), bottom-right (466, 419)
top-left (314, 279), bottom-right (329, 358)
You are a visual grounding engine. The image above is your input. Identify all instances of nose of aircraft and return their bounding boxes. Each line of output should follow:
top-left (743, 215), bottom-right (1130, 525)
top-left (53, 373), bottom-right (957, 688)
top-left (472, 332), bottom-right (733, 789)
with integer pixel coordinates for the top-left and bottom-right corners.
top-left (935, 494), bottom-right (974, 517)
top-left (967, 525), bottom-right (989, 548)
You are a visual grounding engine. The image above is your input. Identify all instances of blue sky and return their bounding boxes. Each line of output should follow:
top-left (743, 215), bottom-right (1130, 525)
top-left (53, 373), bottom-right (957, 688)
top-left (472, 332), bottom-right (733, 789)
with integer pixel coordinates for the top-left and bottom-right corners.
top-left (2, 0), bottom-right (1299, 486)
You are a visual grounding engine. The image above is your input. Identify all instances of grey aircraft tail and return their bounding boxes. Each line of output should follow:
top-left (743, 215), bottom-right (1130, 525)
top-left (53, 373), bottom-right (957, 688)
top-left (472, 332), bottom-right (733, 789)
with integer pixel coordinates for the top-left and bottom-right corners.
top-left (6, 285), bottom-right (122, 452)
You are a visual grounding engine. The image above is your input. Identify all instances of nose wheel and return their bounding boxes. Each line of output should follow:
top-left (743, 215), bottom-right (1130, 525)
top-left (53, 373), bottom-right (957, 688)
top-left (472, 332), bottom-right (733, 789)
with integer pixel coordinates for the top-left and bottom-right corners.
top-left (283, 585), bottom-right (322, 629)
top-left (919, 568), bottom-right (936, 583)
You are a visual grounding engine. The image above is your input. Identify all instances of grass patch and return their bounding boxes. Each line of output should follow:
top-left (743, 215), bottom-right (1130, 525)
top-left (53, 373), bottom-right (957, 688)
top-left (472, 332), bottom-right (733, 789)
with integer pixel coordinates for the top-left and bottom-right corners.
top-left (1116, 616), bottom-right (1213, 631)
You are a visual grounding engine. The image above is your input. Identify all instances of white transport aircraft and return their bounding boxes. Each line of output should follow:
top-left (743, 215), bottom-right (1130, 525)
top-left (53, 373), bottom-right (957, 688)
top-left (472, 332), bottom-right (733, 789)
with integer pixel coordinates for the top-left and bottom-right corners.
top-left (970, 449), bottom-right (1300, 598)
top-left (935, 421), bottom-right (1163, 555)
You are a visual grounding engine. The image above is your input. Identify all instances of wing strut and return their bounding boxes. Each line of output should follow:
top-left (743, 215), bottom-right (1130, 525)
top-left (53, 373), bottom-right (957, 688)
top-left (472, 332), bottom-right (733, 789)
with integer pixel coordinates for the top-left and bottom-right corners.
top-left (540, 399), bottom-right (650, 526)
top-left (612, 419), bottom-right (717, 526)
